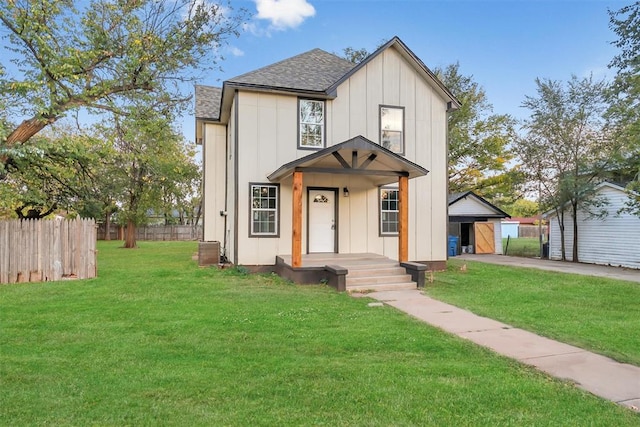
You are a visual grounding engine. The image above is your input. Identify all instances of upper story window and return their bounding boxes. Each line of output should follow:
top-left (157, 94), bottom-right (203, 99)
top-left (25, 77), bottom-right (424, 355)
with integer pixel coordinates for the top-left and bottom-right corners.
top-left (380, 105), bottom-right (404, 154)
top-left (299, 99), bottom-right (325, 149)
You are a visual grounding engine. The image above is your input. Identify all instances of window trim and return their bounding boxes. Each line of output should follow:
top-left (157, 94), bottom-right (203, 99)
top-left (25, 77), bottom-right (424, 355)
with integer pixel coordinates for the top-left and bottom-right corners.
top-left (249, 183), bottom-right (280, 238)
top-left (379, 105), bottom-right (405, 155)
top-left (298, 98), bottom-right (326, 150)
top-left (379, 185), bottom-right (400, 237)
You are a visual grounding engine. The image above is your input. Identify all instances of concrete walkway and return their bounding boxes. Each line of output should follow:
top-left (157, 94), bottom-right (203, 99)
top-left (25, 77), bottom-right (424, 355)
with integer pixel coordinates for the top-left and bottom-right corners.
top-left (458, 254), bottom-right (640, 283)
top-left (367, 289), bottom-right (640, 412)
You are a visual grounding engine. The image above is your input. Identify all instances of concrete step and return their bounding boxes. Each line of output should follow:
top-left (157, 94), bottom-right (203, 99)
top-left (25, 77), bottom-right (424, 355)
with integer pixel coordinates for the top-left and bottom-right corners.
top-left (346, 266), bottom-right (407, 277)
top-left (346, 274), bottom-right (413, 285)
top-left (340, 262), bottom-right (400, 271)
top-left (347, 282), bottom-right (417, 292)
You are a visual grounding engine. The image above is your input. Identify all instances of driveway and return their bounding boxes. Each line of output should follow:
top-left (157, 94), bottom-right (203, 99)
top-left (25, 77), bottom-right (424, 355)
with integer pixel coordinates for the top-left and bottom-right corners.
top-left (458, 254), bottom-right (640, 284)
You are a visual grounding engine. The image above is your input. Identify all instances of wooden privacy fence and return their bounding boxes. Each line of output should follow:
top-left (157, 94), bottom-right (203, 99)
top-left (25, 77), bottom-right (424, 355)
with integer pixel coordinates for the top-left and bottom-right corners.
top-left (0, 218), bottom-right (97, 284)
top-left (97, 224), bottom-right (202, 241)
top-left (519, 224), bottom-right (548, 238)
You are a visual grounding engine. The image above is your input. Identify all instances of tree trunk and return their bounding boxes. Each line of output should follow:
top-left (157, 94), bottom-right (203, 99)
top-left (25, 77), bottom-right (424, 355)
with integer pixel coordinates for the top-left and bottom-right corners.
top-left (6, 118), bottom-right (51, 145)
top-left (2, 117), bottom-right (53, 169)
top-left (124, 219), bottom-right (137, 248)
top-left (194, 200), bottom-right (202, 226)
top-left (571, 200), bottom-right (579, 263)
top-left (558, 211), bottom-right (566, 261)
top-left (104, 210), bottom-right (112, 241)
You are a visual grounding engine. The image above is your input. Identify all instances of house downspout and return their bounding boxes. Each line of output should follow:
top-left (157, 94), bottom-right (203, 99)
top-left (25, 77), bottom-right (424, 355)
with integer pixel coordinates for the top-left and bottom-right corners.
top-left (446, 101), bottom-right (453, 260)
top-left (233, 89), bottom-right (239, 265)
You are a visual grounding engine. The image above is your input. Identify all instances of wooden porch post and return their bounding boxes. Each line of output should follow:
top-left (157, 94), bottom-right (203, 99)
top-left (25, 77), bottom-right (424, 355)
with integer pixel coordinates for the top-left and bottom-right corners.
top-left (398, 175), bottom-right (408, 263)
top-left (292, 171), bottom-right (303, 267)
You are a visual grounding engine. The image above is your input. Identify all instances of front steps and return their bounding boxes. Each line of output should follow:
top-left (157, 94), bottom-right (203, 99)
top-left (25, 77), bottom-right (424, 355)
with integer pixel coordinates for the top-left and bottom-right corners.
top-left (275, 253), bottom-right (420, 292)
top-left (336, 255), bottom-right (418, 292)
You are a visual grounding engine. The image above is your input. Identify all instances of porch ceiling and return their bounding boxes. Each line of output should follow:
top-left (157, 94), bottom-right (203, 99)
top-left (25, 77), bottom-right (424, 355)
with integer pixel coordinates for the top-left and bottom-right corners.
top-left (267, 135), bottom-right (429, 186)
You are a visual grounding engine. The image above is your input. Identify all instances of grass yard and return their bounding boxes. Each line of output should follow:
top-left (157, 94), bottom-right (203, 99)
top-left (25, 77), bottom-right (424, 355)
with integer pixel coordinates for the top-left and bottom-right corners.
top-left (427, 259), bottom-right (640, 367)
top-left (1, 241), bottom-right (639, 425)
top-left (502, 237), bottom-right (542, 258)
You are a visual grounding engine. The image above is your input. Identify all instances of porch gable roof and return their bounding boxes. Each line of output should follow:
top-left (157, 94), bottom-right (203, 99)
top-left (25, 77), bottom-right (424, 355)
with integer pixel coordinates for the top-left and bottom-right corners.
top-left (267, 135), bottom-right (428, 186)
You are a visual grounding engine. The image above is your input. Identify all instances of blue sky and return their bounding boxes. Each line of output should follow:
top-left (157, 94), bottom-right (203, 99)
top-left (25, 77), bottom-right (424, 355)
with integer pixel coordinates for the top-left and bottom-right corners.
top-left (188, 0), bottom-right (625, 142)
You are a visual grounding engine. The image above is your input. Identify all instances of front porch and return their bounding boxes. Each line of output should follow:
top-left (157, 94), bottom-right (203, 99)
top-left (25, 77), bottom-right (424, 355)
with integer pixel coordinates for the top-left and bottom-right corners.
top-left (267, 136), bottom-right (429, 270)
top-left (275, 253), bottom-right (427, 292)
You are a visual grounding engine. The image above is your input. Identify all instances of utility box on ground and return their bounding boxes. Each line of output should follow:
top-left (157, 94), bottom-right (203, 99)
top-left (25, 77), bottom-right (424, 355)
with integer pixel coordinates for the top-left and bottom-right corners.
top-left (199, 241), bottom-right (220, 267)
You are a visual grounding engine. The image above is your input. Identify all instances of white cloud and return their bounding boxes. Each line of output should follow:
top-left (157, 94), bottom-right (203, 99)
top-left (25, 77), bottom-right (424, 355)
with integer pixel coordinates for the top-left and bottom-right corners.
top-left (229, 46), bottom-right (245, 57)
top-left (254, 0), bottom-right (315, 30)
top-left (243, 21), bottom-right (270, 37)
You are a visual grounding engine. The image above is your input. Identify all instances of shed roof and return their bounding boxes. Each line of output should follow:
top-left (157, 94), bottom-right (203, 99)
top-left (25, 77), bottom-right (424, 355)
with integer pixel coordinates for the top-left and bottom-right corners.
top-left (448, 191), bottom-right (510, 218)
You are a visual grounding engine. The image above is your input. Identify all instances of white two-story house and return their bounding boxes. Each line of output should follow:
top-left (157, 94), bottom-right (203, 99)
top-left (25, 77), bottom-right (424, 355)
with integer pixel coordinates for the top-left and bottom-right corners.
top-left (195, 37), bottom-right (458, 290)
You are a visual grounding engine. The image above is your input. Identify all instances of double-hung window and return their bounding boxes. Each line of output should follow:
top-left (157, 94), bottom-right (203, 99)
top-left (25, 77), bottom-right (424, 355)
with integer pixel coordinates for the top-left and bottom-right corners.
top-left (299, 99), bottom-right (325, 148)
top-left (380, 187), bottom-right (399, 235)
top-left (380, 105), bottom-right (404, 154)
top-left (250, 184), bottom-right (279, 237)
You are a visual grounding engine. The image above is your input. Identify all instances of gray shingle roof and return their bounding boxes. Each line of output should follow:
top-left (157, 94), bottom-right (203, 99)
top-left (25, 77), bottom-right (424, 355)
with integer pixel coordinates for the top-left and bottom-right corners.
top-left (227, 48), bottom-right (355, 92)
top-left (195, 85), bottom-right (222, 119)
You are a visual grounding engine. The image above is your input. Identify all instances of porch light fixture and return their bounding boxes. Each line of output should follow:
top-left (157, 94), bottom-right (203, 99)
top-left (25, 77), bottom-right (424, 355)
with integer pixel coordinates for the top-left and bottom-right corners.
top-left (343, 187), bottom-right (349, 197)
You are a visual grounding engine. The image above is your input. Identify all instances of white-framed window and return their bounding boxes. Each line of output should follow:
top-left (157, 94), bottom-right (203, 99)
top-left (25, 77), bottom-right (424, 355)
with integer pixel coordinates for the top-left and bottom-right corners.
top-left (380, 187), bottom-right (399, 235)
top-left (299, 99), bottom-right (325, 149)
top-left (380, 105), bottom-right (404, 154)
top-left (250, 184), bottom-right (279, 237)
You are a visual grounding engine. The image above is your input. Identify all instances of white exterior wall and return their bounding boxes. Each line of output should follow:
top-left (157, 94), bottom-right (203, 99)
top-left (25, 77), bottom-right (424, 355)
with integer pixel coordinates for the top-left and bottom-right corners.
top-left (202, 123), bottom-right (227, 243)
top-left (490, 218), bottom-right (503, 255)
top-left (449, 197), bottom-right (500, 216)
top-left (231, 46), bottom-right (449, 265)
top-left (548, 185), bottom-right (640, 269)
top-left (225, 95), bottom-right (237, 263)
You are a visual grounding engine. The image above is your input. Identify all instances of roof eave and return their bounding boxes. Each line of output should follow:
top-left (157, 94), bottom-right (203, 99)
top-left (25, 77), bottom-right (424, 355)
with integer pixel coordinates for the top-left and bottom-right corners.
top-left (267, 135), bottom-right (429, 183)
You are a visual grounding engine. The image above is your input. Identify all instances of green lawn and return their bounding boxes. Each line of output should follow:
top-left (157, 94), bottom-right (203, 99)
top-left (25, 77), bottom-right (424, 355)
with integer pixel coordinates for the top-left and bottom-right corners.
top-left (502, 237), bottom-right (542, 257)
top-left (1, 242), bottom-right (638, 425)
top-left (427, 259), bottom-right (640, 366)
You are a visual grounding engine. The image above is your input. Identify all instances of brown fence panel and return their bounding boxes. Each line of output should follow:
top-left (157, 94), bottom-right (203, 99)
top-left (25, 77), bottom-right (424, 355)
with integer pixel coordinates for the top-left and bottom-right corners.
top-left (518, 224), bottom-right (548, 238)
top-left (97, 224), bottom-right (202, 241)
top-left (0, 219), bottom-right (97, 284)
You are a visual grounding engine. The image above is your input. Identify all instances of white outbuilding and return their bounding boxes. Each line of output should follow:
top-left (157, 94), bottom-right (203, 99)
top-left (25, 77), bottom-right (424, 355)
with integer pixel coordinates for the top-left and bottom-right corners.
top-left (547, 182), bottom-right (640, 269)
top-left (448, 191), bottom-right (510, 255)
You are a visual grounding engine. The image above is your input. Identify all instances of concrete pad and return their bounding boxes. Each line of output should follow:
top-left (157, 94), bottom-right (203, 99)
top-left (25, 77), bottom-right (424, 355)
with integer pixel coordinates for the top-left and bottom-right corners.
top-left (459, 328), bottom-right (585, 360)
top-left (525, 351), bottom-right (640, 403)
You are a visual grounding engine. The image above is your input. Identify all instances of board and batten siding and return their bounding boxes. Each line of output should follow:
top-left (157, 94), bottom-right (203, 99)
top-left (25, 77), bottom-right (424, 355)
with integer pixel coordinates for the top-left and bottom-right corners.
top-left (329, 46), bottom-right (448, 263)
top-left (230, 45), bottom-right (449, 265)
top-left (202, 123), bottom-right (226, 243)
top-left (548, 184), bottom-right (640, 269)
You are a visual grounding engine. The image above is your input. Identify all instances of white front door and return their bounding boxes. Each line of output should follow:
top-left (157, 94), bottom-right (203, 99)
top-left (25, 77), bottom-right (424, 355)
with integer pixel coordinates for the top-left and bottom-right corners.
top-left (308, 189), bottom-right (336, 253)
